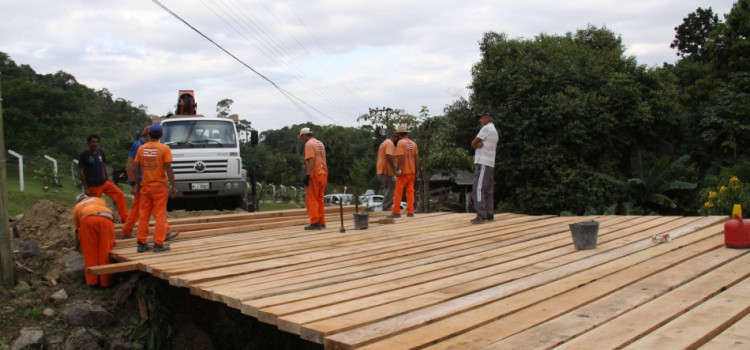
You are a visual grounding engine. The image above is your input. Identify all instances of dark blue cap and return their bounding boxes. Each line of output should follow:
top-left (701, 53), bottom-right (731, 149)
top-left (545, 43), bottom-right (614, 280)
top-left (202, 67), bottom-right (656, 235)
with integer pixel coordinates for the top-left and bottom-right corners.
top-left (149, 123), bottom-right (163, 137)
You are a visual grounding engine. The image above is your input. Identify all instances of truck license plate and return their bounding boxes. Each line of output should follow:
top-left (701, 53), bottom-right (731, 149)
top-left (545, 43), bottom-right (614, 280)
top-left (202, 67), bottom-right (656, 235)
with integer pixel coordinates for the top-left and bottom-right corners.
top-left (191, 183), bottom-right (210, 190)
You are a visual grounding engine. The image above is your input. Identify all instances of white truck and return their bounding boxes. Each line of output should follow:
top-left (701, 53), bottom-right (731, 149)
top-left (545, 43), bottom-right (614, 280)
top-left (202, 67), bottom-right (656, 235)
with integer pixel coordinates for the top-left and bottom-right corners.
top-left (158, 90), bottom-right (250, 211)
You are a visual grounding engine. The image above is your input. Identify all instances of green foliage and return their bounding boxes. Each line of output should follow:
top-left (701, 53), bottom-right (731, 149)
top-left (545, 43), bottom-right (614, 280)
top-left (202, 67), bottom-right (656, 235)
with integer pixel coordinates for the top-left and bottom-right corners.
top-left (708, 0), bottom-right (750, 77)
top-left (30, 158), bottom-right (62, 191)
top-left (700, 72), bottom-right (750, 159)
top-left (670, 7), bottom-right (720, 62)
top-left (467, 26), bottom-right (685, 214)
top-left (699, 175), bottom-right (749, 216)
top-left (596, 151), bottom-right (697, 214)
top-left (1, 52), bottom-right (150, 171)
top-left (216, 98), bottom-right (234, 118)
top-left (24, 308), bottom-right (42, 320)
top-left (126, 280), bottom-right (173, 350)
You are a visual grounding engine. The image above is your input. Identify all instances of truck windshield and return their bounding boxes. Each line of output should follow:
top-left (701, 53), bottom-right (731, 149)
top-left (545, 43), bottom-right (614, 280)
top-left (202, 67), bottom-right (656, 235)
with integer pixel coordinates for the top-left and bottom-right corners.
top-left (162, 120), bottom-right (237, 149)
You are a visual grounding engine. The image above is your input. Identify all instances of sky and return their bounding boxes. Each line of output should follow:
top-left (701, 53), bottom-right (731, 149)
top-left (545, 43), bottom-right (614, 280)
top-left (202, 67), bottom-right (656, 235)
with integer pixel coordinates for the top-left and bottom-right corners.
top-left (0, 0), bottom-right (738, 133)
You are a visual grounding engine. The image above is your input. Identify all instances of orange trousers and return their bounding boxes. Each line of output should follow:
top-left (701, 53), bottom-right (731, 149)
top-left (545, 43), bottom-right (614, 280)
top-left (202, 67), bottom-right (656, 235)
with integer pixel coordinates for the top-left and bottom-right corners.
top-left (138, 185), bottom-right (169, 245)
top-left (79, 216), bottom-right (115, 286)
top-left (88, 180), bottom-right (128, 223)
top-left (392, 173), bottom-right (415, 215)
top-left (305, 173), bottom-right (327, 225)
top-left (120, 192), bottom-right (169, 237)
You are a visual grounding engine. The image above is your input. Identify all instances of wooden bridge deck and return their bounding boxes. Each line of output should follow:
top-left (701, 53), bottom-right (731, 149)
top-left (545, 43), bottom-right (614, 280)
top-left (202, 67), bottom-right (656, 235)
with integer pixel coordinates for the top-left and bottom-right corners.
top-left (108, 209), bottom-right (750, 349)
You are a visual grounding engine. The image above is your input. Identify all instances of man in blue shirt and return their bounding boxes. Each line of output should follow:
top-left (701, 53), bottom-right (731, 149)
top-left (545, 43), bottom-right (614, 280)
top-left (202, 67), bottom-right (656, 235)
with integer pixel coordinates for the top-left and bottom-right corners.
top-left (119, 126), bottom-right (176, 241)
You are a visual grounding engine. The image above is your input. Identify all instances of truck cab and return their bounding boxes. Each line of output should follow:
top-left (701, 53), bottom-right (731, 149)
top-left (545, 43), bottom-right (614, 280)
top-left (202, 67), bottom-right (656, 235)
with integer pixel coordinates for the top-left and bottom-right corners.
top-left (159, 91), bottom-right (249, 210)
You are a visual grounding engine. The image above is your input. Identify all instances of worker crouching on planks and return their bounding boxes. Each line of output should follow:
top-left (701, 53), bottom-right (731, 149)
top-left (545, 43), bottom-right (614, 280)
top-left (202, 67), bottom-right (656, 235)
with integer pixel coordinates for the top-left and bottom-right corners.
top-left (73, 194), bottom-right (115, 288)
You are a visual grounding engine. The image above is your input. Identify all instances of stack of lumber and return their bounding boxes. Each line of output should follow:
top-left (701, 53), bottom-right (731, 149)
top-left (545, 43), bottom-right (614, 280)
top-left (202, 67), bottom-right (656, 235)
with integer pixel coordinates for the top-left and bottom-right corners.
top-left (103, 211), bottom-right (749, 349)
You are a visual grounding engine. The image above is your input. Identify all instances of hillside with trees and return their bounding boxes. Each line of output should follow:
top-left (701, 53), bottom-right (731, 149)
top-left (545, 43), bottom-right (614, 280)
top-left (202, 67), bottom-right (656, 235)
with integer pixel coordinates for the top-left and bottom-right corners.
top-left (1, 52), bottom-right (150, 175)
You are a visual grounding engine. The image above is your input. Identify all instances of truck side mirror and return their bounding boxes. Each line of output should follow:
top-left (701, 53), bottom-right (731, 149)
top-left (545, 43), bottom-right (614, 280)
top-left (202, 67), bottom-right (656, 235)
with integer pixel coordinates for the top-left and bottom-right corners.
top-left (250, 130), bottom-right (259, 146)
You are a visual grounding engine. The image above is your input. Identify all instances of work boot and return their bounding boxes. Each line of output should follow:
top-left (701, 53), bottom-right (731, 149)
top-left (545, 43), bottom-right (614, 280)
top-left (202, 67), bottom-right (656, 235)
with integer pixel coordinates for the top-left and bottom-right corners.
top-left (386, 214), bottom-right (401, 219)
top-left (137, 241), bottom-right (152, 253)
top-left (321, 224), bottom-right (326, 228)
top-left (304, 223), bottom-right (322, 230)
top-left (487, 215), bottom-right (495, 222)
top-left (153, 243), bottom-right (171, 252)
top-left (119, 234), bottom-right (136, 240)
top-left (165, 232), bottom-right (180, 241)
top-left (470, 216), bottom-right (486, 224)
top-left (407, 213), bottom-right (414, 217)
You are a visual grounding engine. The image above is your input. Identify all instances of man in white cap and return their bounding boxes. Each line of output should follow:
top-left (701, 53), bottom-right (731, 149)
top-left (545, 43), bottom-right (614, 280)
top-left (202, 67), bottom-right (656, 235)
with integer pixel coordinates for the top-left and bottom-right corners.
top-left (470, 110), bottom-right (498, 224)
top-left (299, 127), bottom-right (328, 230)
top-left (388, 124), bottom-right (419, 218)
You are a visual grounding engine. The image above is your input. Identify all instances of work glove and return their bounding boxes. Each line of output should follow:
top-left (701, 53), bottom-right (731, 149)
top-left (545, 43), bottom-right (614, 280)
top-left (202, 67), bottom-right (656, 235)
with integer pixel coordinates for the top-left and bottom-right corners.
top-left (304, 174), bottom-right (310, 187)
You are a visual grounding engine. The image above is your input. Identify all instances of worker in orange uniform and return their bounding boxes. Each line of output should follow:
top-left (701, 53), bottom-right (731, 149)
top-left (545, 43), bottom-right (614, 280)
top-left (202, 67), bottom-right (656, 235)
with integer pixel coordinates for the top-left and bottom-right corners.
top-left (73, 193), bottom-right (115, 288)
top-left (134, 123), bottom-right (178, 252)
top-left (120, 126), bottom-right (176, 241)
top-left (377, 133), bottom-right (399, 211)
top-left (388, 124), bottom-right (419, 218)
top-left (77, 134), bottom-right (129, 224)
top-left (299, 127), bottom-right (328, 230)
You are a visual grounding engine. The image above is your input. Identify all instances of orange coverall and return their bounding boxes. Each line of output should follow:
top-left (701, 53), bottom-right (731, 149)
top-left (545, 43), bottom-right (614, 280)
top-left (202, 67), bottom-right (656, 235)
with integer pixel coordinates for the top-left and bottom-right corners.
top-left (73, 197), bottom-right (115, 287)
top-left (392, 137), bottom-right (418, 215)
top-left (87, 180), bottom-right (128, 223)
top-left (305, 137), bottom-right (328, 225)
top-left (135, 141), bottom-right (173, 245)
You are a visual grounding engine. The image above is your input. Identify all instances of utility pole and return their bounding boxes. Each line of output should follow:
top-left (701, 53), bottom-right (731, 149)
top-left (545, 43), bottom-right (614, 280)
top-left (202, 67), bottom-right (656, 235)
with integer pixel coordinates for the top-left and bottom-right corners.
top-left (0, 72), bottom-right (15, 287)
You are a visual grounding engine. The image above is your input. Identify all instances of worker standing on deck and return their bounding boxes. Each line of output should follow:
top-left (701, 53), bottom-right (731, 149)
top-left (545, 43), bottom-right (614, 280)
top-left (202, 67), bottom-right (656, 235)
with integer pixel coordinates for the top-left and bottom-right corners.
top-left (300, 127), bottom-right (328, 230)
top-left (77, 134), bottom-right (129, 224)
top-left (376, 133), bottom-right (399, 211)
top-left (73, 194), bottom-right (115, 288)
top-left (120, 126), bottom-right (176, 241)
top-left (388, 124), bottom-right (419, 218)
top-left (470, 111), bottom-right (499, 224)
top-left (134, 123), bottom-right (178, 252)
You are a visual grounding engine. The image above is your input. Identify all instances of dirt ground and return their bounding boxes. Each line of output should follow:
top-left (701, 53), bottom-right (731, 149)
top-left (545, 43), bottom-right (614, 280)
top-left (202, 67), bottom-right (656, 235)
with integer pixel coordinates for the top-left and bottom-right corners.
top-left (1, 200), bottom-right (261, 349)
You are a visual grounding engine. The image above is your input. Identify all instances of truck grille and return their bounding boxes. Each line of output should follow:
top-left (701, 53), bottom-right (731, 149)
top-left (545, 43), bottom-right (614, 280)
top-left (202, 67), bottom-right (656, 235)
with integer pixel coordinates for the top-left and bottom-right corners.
top-left (172, 160), bottom-right (228, 174)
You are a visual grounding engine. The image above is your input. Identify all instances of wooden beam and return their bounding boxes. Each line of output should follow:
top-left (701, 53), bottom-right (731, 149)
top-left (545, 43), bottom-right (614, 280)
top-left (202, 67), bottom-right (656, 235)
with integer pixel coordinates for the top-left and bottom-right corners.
top-left (86, 261), bottom-right (139, 275)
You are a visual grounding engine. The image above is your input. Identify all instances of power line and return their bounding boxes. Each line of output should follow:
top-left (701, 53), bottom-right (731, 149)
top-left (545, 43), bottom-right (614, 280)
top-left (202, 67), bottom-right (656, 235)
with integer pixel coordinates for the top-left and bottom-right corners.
top-left (151, 0), bottom-right (337, 124)
top-left (208, 0), bottom-right (363, 119)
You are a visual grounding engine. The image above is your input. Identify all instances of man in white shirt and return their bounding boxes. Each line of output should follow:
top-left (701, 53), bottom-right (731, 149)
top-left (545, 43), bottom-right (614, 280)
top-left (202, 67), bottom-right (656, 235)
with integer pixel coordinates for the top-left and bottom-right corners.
top-left (471, 111), bottom-right (499, 224)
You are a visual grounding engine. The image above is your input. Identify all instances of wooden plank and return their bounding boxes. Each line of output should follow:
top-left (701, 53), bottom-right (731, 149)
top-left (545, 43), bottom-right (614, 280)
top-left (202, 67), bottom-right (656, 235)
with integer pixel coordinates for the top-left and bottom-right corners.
top-left (248, 216), bottom-right (632, 321)
top-left (264, 217), bottom-right (679, 333)
top-left (214, 216), bottom-right (585, 304)
top-left (550, 251), bottom-right (750, 349)
top-left (620, 275), bottom-right (750, 350)
top-left (698, 313), bottom-right (750, 350)
top-left (161, 213), bottom-right (460, 284)
top-left (163, 214), bottom-right (547, 286)
top-left (195, 215), bottom-right (575, 302)
top-left (320, 216), bottom-right (722, 349)
top-left (86, 261), bottom-right (139, 275)
top-left (279, 217), bottom-right (656, 336)
top-left (427, 235), bottom-right (746, 350)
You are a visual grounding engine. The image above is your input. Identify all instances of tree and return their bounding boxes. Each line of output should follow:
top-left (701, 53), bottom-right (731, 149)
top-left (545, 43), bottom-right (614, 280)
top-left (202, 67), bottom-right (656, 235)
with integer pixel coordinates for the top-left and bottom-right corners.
top-left (412, 107), bottom-right (473, 212)
top-left (468, 27), bottom-right (684, 214)
top-left (596, 151), bottom-right (697, 214)
top-left (0, 52), bottom-right (149, 172)
top-left (708, 0), bottom-right (750, 77)
top-left (216, 98), bottom-right (234, 118)
top-left (700, 72), bottom-right (750, 159)
top-left (671, 7), bottom-right (720, 62)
